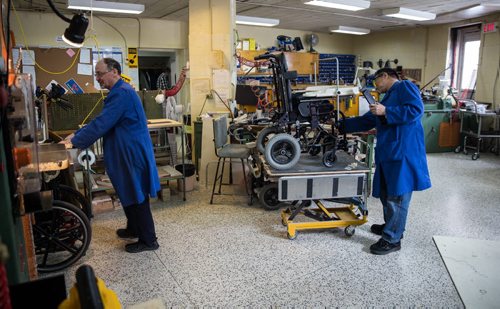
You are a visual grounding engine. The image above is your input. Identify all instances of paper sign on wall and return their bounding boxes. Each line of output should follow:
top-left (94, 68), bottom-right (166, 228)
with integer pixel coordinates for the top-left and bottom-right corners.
top-left (65, 78), bottom-right (84, 94)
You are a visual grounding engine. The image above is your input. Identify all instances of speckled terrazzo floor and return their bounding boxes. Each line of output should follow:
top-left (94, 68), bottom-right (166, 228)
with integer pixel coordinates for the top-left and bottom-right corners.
top-left (56, 152), bottom-right (500, 307)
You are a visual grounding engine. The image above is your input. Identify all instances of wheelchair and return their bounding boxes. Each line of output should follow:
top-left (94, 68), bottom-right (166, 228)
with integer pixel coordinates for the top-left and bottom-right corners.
top-left (33, 153), bottom-right (93, 273)
top-left (253, 52), bottom-right (347, 170)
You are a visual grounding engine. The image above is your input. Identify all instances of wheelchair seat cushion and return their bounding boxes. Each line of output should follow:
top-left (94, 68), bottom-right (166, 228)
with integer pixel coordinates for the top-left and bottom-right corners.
top-left (217, 144), bottom-right (250, 158)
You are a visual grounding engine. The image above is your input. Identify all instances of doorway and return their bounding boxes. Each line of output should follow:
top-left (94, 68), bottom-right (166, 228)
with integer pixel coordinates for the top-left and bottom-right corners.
top-left (138, 50), bottom-right (177, 90)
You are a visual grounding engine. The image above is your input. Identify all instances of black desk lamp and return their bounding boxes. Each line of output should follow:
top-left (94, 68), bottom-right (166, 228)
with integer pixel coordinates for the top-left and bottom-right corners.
top-left (47, 0), bottom-right (88, 48)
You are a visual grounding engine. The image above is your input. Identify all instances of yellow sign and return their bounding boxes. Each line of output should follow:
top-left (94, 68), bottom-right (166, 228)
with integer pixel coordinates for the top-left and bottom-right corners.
top-left (127, 48), bottom-right (138, 68)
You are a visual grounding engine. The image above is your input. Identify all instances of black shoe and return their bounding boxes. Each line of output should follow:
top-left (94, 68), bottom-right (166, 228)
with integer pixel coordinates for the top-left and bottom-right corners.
top-left (116, 228), bottom-right (138, 239)
top-left (370, 239), bottom-right (401, 255)
top-left (370, 224), bottom-right (404, 239)
top-left (125, 241), bottom-right (159, 253)
top-left (370, 224), bottom-right (384, 235)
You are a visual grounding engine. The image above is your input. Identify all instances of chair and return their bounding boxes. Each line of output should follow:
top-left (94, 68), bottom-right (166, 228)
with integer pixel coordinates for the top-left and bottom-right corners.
top-left (210, 115), bottom-right (253, 204)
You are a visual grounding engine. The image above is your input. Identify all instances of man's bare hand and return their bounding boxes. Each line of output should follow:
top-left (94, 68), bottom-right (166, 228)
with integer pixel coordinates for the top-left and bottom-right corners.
top-left (59, 133), bottom-right (74, 147)
top-left (369, 103), bottom-right (386, 116)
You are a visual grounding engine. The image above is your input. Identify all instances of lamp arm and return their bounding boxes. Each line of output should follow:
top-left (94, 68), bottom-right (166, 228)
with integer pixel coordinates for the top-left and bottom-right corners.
top-left (46, 0), bottom-right (72, 23)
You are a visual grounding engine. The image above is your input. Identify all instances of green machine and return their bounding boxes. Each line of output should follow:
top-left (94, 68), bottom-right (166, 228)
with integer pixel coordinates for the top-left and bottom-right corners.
top-left (421, 95), bottom-right (458, 153)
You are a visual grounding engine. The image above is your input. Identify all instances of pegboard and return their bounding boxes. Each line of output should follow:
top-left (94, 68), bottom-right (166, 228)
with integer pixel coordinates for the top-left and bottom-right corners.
top-left (48, 90), bottom-right (163, 131)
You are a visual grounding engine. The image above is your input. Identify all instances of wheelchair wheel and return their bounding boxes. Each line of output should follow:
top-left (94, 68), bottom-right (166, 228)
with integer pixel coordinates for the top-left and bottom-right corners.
top-left (256, 127), bottom-right (279, 154)
top-left (259, 183), bottom-right (281, 211)
top-left (265, 133), bottom-right (301, 170)
top-left (323, 150), bottom-right (337, 167)
top-left (52, 184), bottom-right (92, 219)
top-left (33, 200), bottom-right (92, 273)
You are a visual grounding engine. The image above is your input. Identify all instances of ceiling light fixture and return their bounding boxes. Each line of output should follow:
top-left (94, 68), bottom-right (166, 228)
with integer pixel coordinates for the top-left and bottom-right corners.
top-left (68, 0), bottom-right (145, 14)
top-left (303, 0), bottom-right (370, 11)
top-left (235, 15), bottom-right (279, 27)
top-left (47, 0), bottom-right (88, 47)
top-left (382, 7), bottom-right (436, 21)
top-left (329, 26), bottom-right (370, 35)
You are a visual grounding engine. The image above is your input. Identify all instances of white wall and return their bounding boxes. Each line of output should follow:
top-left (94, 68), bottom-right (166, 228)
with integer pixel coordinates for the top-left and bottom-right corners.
top-left (352, 28), bottom-right (428, 75)
top-left (351, 13), bottom-right (500, 106)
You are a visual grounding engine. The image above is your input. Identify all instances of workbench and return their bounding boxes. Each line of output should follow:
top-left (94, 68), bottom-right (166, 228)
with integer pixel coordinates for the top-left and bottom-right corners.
top-left (148, 119), bottom-right (187, 200)
top-left (259, 151), bottom-right (370, 239)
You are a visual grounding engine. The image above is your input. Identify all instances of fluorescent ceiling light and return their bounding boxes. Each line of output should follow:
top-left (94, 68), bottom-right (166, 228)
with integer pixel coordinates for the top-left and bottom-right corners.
top-left (236, 15), bottom-right (279, 27)
top-left (383, 7), bottom-right (436, 21)
top-left (329, 26), bottom-right (370, 35)
top-left (303, 0), bottom-right (370, 11)
top-left (68, 0), bottom-right (145, 14)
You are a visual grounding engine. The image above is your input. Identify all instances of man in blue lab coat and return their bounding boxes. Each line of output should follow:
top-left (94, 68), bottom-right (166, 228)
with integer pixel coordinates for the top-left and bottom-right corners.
top-left (342, 68), bottom-right (431, 255)
top-left (67, 58), bottom-right (161, 253)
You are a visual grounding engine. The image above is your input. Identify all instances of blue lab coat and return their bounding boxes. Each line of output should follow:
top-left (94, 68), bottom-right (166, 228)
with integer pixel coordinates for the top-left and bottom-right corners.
top-left (344, 80), bottom-right (431, 197)
top-left (72, 79), bottom-right (160, 207)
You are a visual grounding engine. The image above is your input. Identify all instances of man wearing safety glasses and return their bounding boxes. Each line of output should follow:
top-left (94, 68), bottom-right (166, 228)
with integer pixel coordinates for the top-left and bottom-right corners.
top-left (342, 68), bottom-right (431, 255)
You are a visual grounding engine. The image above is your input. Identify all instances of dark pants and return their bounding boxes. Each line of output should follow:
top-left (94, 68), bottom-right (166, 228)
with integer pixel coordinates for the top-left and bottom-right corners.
top-left (123, 197), bottom-right (157, 246)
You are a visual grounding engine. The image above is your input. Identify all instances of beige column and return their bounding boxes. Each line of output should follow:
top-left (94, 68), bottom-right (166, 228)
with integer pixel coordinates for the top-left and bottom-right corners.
top-left (189, 0), bottom-right (236, 183)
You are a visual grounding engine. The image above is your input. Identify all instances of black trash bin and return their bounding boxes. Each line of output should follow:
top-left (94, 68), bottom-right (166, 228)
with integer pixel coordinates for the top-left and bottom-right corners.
top-left (175, 164), bottom-right (196, 191)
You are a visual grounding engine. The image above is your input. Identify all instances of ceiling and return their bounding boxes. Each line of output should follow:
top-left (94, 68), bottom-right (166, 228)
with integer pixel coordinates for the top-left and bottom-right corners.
top-left (13, 0), bottom-right (500, 33)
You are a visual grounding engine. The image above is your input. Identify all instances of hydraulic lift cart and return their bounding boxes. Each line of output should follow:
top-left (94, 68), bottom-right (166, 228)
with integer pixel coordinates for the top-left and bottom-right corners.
top-left (259, 151), bottom-right (370, 240)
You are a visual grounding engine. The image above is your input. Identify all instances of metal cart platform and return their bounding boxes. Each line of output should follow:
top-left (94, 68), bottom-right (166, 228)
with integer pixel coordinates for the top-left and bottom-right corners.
top-left (259, 151), bottom-right (370, 239)
top-left (455, 110), bottom-right (500, 160)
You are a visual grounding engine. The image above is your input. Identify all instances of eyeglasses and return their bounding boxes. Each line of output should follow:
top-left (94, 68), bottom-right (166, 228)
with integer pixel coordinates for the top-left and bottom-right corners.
top-left (94, 70), bottom-right (111, 78)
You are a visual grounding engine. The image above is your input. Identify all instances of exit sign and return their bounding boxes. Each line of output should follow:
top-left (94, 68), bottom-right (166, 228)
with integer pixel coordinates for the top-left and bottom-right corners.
top-left (483, 22), bottom-right (497, 33)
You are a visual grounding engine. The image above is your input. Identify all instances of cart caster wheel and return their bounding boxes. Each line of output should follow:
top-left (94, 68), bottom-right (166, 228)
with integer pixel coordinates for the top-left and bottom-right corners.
top-left (344, 226), bottom-right (355, 237)
top-left (472, 153), bottom-right (479, 160)
top-left (454, 146), bottom-right (461, 153)
top-left (463, 149), bottom-right (468, 155)
top-left (259, 183), bottom-right (281, 211)
top-left (287, 232), bottom-right (296, 240)
top-left (322, 150), bottom-right (337, 168)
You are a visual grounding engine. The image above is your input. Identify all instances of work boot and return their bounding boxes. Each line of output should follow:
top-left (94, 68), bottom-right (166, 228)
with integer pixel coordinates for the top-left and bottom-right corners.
top-left (370, 238), bottom-right (401, 255)
top-left (125, 241), bottom-right (159, 253)
top-left (370, 223), bottom-right (404, 239)
top-left (116, 228), bottom-right (138, 239)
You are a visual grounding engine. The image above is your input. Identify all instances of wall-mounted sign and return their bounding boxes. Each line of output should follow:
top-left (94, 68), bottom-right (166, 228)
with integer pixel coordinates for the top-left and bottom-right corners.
top-left (127, 48), bottom-right (138, 68)
top-left (482, 22), bottom-right (497, 33)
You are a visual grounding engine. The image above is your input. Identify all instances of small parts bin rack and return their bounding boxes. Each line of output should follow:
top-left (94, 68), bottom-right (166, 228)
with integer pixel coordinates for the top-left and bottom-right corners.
top-left (259, 151), bottom-right (370, 240)
top-left (455, 110), bottom-right (500, 160)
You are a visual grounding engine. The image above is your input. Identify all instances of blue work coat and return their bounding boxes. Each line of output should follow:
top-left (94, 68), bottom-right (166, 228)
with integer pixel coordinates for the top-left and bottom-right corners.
top-left (72, 79), bottom-right (160, 206)
top-left (344, 80), bottom-right (431, 197)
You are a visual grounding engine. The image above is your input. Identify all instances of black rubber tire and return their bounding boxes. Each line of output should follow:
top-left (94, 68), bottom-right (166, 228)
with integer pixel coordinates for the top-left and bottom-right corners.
top-left (256, 127), bottom-right (279, 154)
top-left (259, 183), bottom-right (281, 211)
top-left (33, 200), bottom-right (92, 273)
top-left (344, 226), bottom-right (355, 237)
top-left (322, 150), bottom-right (337, 167)
top-left (52, 184), bottom-right (92, 219)
top-left (265, 134), bottom-right (301, 170)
